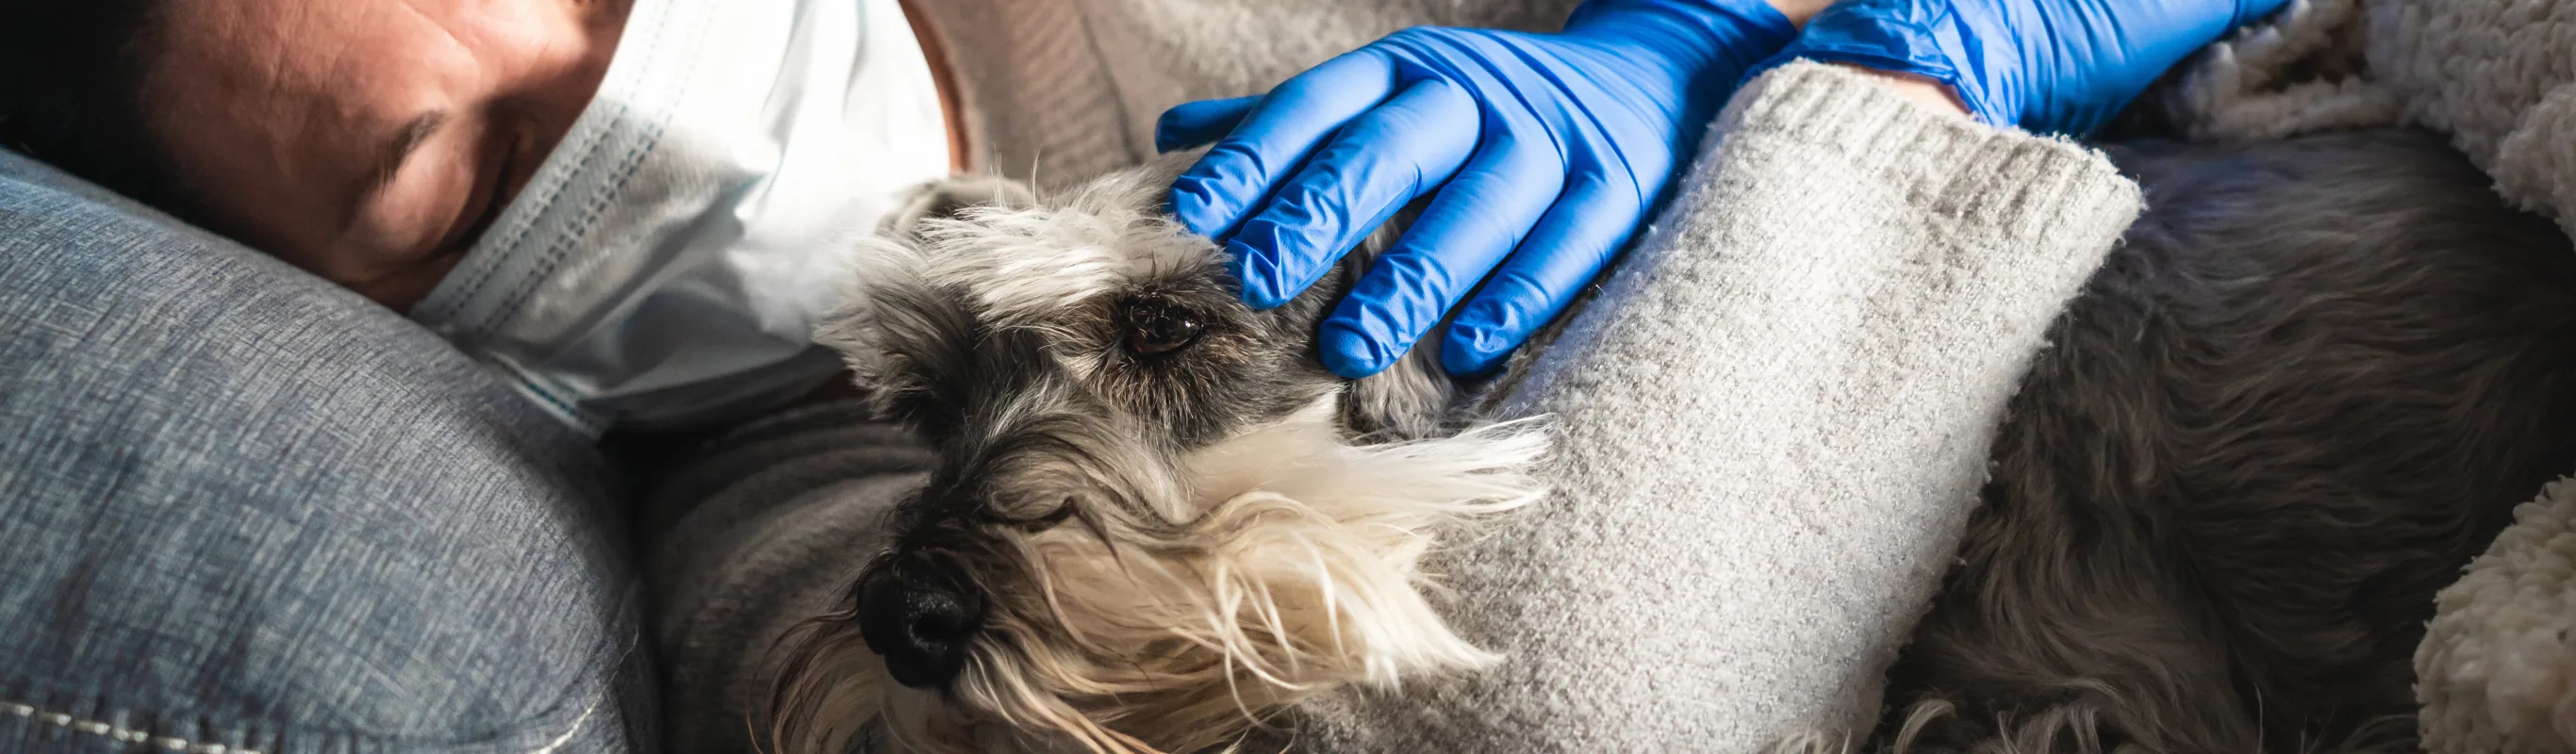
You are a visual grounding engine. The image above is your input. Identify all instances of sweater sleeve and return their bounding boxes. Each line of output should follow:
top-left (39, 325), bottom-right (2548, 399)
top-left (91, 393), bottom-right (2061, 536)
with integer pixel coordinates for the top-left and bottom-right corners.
top-left (1276, 60), bottom-right (2142, 752)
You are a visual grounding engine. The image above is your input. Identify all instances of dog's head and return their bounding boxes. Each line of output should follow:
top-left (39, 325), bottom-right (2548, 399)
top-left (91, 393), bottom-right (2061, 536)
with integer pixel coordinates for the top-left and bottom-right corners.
top-left (770, 154), bottom-right (1547, 753)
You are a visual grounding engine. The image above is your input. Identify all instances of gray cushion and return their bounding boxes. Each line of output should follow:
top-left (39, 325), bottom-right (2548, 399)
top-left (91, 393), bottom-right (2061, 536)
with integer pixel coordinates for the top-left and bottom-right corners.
top-left (0, 150), bottom-right (655, 753)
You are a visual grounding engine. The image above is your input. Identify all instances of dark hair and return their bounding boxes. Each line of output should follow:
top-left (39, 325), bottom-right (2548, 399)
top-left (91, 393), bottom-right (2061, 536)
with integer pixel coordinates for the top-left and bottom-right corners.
top-left (0, 1), bottom-right (185, 212)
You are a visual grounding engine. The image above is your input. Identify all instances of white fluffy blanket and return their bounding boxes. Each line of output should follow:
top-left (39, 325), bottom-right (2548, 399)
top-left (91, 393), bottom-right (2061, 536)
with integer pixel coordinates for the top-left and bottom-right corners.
top-left (2171, 2), bottom-right (2576, 749)
top-left (2172, 0), bottom-right (2576, 235)
top-left (2422, 482), bottom-right (2576, 752)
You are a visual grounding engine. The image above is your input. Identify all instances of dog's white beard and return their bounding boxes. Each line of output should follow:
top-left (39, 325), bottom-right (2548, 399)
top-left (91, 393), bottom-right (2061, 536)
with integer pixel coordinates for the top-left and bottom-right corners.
top-left (802, 399), bottom-right (1548, 754)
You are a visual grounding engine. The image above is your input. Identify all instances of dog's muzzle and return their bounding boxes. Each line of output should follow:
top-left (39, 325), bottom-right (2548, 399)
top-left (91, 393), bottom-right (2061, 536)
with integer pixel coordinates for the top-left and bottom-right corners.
top-left (859, 558), bottom-right (985, 688)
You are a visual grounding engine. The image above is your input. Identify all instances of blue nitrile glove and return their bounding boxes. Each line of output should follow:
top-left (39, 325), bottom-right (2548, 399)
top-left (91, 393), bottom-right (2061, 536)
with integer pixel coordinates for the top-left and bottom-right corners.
top-left (1772, 0), bottom-right (2291, 135)
top-left (1156, 0), bottom-right (1795, 378)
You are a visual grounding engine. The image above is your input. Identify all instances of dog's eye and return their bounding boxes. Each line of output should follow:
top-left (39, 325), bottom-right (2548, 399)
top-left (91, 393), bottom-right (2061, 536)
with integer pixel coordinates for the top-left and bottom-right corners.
top-left (1121, 295), bottom-right (1204, 357)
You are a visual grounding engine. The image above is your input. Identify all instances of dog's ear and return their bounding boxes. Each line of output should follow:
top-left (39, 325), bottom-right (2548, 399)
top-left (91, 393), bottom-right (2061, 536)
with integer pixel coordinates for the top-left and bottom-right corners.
top-left (884, 175), bottom-right (1037, 241)
top-left (817, 176), bottom-right (1032, 429)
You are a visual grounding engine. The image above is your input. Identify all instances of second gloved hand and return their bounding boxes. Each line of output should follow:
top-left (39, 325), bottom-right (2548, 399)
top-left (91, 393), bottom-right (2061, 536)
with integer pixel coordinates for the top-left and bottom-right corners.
top-left (1157, 0), bottom-right (1794, 378)
top-left (1775, 0), bottom-right (2291, 135)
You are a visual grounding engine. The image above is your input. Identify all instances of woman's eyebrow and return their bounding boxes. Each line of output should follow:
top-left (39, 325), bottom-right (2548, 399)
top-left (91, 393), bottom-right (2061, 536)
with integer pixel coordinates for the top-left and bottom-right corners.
top-left (341, 110), bottom-right (452, 231)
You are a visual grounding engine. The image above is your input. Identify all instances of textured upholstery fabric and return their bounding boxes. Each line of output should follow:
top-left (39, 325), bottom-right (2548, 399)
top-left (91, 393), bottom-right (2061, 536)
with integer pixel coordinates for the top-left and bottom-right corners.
top-left (0, 150), bottom-right (655, 754)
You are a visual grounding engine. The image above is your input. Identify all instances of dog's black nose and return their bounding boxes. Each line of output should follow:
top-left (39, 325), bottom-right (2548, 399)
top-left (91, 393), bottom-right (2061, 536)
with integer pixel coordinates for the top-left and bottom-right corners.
top-left (859, 566), bottom-right (983, 688)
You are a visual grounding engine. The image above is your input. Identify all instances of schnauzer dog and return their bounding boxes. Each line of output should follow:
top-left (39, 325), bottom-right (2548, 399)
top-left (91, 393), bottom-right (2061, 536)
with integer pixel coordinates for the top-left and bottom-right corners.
top-left (770, 128), bottom-right (2576, 754)
top-left (771, 153), bottom-right (1551, 754)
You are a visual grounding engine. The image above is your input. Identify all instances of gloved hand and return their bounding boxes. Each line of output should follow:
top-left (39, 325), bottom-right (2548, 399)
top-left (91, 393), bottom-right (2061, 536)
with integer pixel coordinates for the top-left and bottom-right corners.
top-left (1155, 0), bottom-right (1794, 378)
top-left (1774, 0), bottom-right (2291, 135)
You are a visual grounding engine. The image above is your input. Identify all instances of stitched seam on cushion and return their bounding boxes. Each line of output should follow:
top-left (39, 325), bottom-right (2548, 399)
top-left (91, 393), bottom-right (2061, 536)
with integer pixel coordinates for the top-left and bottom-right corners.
top-left (3, 700), bottom-right (264, 754)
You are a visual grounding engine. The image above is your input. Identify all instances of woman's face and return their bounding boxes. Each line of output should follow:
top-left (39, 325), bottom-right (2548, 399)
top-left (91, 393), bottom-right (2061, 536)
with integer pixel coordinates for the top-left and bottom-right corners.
top-left (147, 0), bottom-right (631, 309)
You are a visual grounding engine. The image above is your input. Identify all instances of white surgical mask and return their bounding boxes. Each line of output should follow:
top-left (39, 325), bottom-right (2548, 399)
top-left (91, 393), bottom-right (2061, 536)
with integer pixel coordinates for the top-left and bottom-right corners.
top-left (412, 0), bottom-right (950, 435)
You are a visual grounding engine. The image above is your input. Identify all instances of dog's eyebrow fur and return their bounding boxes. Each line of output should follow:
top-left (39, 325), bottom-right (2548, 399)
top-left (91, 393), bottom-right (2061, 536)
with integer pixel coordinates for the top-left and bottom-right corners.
top-left (911, 178), bottom-right (1211, 336)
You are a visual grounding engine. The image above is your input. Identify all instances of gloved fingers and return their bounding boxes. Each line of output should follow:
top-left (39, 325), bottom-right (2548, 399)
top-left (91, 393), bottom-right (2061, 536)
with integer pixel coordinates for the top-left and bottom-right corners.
top-left (1318, 140), bottom-right (1564, 378)
top-left (1439, 174), bottom-right (1639, 376)
top-left (1168, 49), bottom-right (1400, 241)
top-left (1154, 96), bottom-right (1263, 153)
top-left (1226, 78), bottom-right (1479, 309)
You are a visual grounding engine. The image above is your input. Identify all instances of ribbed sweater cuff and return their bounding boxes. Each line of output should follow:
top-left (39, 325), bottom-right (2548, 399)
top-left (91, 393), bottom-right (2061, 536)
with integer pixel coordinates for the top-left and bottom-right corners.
top-left (1718, 60), bottom-right (2142, 249)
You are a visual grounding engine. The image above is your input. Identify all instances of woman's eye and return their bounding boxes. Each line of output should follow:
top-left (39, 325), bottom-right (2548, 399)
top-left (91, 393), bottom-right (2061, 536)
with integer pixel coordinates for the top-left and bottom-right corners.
top-left (454, 142), bottom-right (518, 252)
top-left (1121, 295), bottom-right (1204, 356)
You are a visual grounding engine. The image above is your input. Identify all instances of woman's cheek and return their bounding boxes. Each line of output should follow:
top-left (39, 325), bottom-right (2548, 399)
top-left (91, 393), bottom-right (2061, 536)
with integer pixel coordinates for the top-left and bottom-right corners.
top-left (356, 251), bottom-right (471, 313)
top-left (345, 166), bottom-right (473, 286)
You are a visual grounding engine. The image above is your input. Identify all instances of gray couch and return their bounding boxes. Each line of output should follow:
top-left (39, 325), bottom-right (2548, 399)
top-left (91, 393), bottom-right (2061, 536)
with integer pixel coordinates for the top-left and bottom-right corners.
top-left (0, 149), bottom-right (654, 753)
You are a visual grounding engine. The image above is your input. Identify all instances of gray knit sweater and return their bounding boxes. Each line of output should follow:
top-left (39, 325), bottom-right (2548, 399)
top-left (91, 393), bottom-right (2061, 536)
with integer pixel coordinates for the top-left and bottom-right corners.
top-left (639, 1), bottom-right (2143, 751)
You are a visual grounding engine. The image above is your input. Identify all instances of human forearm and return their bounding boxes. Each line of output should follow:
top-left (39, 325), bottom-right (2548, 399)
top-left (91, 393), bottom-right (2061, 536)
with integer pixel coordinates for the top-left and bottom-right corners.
top-left (1765, 0), bottom-right (1835, 26)
top-left (1841, 65), bottom-right (1973, 117)
top-left (1754, 0), bottom-right (1973, 117)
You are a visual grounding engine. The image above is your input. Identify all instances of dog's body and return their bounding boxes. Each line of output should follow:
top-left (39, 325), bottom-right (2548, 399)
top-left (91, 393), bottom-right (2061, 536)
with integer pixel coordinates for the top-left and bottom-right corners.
top-left (1872, 129), bottom-right (2576, 753)
top-left (773, 128), bottom-right (2576, 753)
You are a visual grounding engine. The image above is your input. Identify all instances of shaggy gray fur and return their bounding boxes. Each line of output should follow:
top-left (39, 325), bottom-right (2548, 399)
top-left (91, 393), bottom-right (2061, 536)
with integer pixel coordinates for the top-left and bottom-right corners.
top-left (764, 150), bottom-right (1518, 752)
top-left (1875, 128), bottom-right (2576, 752)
